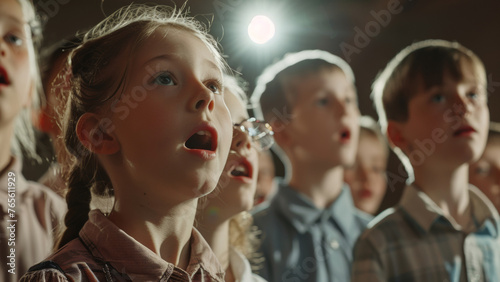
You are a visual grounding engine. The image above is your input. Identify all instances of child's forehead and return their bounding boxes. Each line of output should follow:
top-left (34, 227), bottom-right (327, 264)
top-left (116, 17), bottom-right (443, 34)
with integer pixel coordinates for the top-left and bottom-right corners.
top-left (0, 0), bottom-right (26, 25)
top-left (408, 62), bottom-right (485, 99)
top-left (283, 68), bottom-right (352, 98)
top-left (135, 27), bottom-right (221, 73)
top-left (410, 53), bottom-right (485, 87)
top-left (224, 89), bottom-right (248, 122)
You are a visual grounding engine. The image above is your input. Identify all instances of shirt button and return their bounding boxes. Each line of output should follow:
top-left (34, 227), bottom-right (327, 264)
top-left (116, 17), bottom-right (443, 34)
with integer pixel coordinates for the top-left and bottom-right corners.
top-left (330, 240), bottom-right (339, 249)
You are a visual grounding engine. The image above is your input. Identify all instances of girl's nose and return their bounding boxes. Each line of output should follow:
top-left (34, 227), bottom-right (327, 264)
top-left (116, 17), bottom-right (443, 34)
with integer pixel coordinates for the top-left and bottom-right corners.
top-left (232, 126), bottom-right (252, 152)
top-left (188, 81), bottom-right (215, 113)
top-left (0, 41), bottom-right (6, 57)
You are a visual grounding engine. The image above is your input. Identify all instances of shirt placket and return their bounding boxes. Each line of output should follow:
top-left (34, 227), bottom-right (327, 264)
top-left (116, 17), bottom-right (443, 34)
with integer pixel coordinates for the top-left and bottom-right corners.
top-left (464, 235), bottom-right (484, 282)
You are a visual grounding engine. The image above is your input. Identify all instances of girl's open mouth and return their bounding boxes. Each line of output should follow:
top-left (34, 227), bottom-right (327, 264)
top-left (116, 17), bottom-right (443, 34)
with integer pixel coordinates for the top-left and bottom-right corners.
top-left (227, 156), bottom-right (253, 182)
top-left (185, 130), bottom-right (215, 151)
top-left (184, 125), bottom-right (218, 160)
top-left (340, 129), bottom-right (351, 143)
top-left (0, 67), bottom-right (10, 85)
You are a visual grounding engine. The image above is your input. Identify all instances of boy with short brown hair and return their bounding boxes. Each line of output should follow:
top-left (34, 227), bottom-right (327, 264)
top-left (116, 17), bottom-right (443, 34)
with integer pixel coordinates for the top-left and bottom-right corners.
top-left (251, 50), bottom-right (371, 282)
top-left (352, 39), bottom-right (500, 281)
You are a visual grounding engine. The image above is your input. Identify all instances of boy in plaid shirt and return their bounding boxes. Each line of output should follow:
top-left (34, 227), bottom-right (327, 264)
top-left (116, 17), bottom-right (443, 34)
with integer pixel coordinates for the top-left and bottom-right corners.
top-left (352, 40), bottom-right (500, 281)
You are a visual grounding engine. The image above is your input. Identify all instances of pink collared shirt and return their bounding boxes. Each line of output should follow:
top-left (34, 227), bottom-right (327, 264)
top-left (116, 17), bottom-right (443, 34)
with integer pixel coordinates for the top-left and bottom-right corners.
top-left (21, 210), bottom-right (225, 281)
top-left (0, 157), bottom-right (67, 282)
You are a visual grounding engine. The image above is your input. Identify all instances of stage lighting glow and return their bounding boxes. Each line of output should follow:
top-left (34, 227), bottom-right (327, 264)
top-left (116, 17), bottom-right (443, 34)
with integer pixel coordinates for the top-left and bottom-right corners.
top-left (248, 15), bottom-right (275, 44)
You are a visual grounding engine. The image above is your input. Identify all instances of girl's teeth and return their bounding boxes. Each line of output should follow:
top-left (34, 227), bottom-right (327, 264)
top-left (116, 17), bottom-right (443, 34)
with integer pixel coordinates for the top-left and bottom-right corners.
top-left (231, 164), bottom-right (249, 176)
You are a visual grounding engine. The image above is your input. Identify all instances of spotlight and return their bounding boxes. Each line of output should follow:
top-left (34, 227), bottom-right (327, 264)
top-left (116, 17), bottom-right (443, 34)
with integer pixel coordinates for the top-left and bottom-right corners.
top-left (248, 15), bottom-right (275, 44)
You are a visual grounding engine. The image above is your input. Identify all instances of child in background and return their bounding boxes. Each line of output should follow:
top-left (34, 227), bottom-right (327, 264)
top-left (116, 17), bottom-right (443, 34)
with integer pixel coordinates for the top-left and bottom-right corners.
top-left (344, 115), bottom-right (388, 215)
top-left (197, 75), bottom-right (271, 282)
top-left (21, 4), bottom-right (232, 281)
top-left (253, 150), bottom-right (277, 207)
top-left (250, 50), bottom-right (372, 282)
top-left (469, 121), bottom-right (500, 213)
top-left (352, 40), bottom-right (500, 281)
top-left (0, 0), bottom-right (66, 281)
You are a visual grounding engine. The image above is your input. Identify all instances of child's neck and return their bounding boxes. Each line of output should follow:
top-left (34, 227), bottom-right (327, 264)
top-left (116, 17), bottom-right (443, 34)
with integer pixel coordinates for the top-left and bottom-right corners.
top-left (108, 199), bottom-right (197, 269)
top-left (289, 164), bottom-right (344, 209)
top-left (198, 220), bottom-right (231, 279)
top-left (0, 125), bottom-right (14, 173)
top-left (413, 163), bottom-right (471, 228)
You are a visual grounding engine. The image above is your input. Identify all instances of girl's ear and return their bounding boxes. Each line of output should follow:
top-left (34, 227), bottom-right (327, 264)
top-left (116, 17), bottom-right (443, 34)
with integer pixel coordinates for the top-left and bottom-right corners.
top-left (76, 113), bottom-right (120, 155)
top-left (387, 121), bottom-right (408, 152)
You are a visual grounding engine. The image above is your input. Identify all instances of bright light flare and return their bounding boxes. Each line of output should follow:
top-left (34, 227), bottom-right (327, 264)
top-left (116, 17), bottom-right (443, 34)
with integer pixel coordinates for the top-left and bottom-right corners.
top-left (248, 15), bottom-right (275, 44)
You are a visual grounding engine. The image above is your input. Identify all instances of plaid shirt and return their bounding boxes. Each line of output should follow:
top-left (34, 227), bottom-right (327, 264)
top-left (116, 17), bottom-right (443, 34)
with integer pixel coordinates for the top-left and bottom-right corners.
top-left (352, 184), bottom-right (500, 282)
top-left (21, 210), bottom-right (225, 282)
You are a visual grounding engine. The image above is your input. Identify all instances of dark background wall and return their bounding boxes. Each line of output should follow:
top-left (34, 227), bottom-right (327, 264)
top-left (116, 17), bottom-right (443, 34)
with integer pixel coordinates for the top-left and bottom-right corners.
top-left (27, 0), bottom-right (500, 212)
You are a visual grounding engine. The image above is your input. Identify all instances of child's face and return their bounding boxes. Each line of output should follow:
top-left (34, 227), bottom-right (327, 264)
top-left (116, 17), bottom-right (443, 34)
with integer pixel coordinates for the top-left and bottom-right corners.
top-left (107, 27), bottom-right (232, 205)
top-left (344, 134), bottom-right (387, 214)
top-left (396, 66), bottom-right (489, 169)
top-left (0, 0), bottom-right (32, 126)
top-left (285, 68), bottom-right (359, 168)
top-left (211, 88), bottom-right (259, 215)
top-left (469, 137), bottom-right (500, 212)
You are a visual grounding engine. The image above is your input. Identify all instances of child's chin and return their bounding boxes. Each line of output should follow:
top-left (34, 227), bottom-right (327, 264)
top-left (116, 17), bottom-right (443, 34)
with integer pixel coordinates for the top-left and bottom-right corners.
top-left (192, 181), bottom-right (218, 198)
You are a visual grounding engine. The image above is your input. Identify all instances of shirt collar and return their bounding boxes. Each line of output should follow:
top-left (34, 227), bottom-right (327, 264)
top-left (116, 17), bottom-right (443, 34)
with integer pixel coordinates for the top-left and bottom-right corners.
top-left (79, 210), bottom-right (224, 281)
top-left (399, 184), bottom-right (500, 236)
top-left (276, 182), bottom-right (358, 235)
top-left (229, 247), bottom-right (253, 282)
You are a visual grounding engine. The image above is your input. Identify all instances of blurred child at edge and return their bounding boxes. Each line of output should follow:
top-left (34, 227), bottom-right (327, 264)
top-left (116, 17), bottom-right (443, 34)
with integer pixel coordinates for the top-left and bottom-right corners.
top-left (344, 115), bottom-right (389, 215)
top-left (469, 121), bottom-right (500, 213)
top-left (0, 1), bottom-right (66, 281)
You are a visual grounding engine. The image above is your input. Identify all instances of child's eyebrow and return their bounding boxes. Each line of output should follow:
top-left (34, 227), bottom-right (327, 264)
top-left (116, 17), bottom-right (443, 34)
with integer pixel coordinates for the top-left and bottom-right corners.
top-left (143, 54), bottom-right (221, 75)
top-left (0, 13), bottom-right (26, 26)
top-left (143, 54), bottom-right (178, 66)
top-left (203, 59), bottom-right (221, 74)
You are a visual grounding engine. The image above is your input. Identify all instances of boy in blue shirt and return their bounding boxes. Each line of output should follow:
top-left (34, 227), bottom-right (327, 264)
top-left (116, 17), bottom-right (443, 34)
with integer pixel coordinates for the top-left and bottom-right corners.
top-left (352, 40), bottom-right (500, 281)
top-left (250, 50), bottom-right (372, 282)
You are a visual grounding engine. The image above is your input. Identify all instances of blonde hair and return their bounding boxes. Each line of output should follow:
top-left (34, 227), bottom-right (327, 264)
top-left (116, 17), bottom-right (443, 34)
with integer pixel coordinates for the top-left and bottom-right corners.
top-left (57, 4), bottom-right (228, 248)
top-left (12, 0), bottom-right (43, 161)
top-left (229, 212), bottom-right (262, 270)
top-left (371, 39), bottom-right (486, 180)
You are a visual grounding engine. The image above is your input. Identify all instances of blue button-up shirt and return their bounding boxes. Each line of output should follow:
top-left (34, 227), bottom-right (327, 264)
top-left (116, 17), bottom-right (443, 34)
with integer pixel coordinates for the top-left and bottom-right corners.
top-left (352, 184), bottom-right (500, 282)
top-left (251, 182), bottom-right (372, 282)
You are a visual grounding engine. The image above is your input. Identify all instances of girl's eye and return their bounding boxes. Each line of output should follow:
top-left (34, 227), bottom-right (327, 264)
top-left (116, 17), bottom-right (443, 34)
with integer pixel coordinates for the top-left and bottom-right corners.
top-left (475, 165), bottom-right (490, 176)
top-left (345, 95), bottom-right (357, 105)
top-left (467, 91), bottom-right (479, 100)
top-left (5, 34), bottom-right (23, 47)
top-left (207, 82), bottom-right (220, 94)
top-left (431, 94), bottom-right (445, 103)
top-left (316, 97), bottom-right (328, 106)
top-left (153, 73), bottom-right (175, 86)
